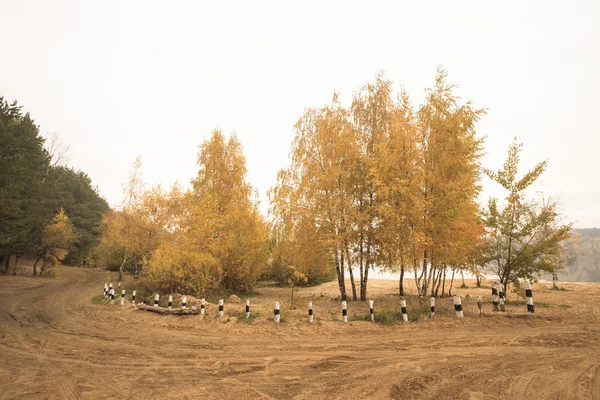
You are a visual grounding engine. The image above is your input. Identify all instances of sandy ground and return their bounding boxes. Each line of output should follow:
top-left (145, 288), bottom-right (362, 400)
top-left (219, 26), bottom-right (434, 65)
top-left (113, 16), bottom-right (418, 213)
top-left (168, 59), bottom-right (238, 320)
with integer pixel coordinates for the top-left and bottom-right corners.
top-left (0, 266), bottom-right (599, 399)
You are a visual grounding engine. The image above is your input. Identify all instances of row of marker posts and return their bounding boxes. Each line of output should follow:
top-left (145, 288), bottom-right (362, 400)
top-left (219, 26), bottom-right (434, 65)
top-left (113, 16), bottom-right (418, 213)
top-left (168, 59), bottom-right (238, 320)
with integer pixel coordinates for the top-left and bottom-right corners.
top-left (102, 281), bottom-right (536, 317)
top-left (104, 282), bottom-right (135, 305)
top-left (102, 283), bottom-right (461, 321)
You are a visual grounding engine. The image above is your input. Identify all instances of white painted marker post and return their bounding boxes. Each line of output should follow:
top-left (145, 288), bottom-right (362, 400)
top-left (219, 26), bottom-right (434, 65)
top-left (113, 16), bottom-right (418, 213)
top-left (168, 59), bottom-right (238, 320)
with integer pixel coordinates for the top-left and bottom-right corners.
top-left (218, 299), bottom-right (224, 317)
top-left (525, 282), bottom-right (534, 313)
top-left (110, 288), bottom-right (115, 303)
top-left (430, 297), bottom-right (435, 318)
top-left (200, 298), bottom-right (205, 315)
top-left (121, 289), bottom-right (125, 306)
top-left (401, 300), bottom-right (408, 322)
top-left (168, 295), bottom-right (173, 309)
top-left (132, 290), bottom-right (136, 305)
top-left (154, 294), bottom-right (159, 307)
top-left (104, 283), bottom-right (108, 298)
top-left (369, 300), bottom-right (375, 322)
top-left (308, 301), bottom-right (313, 323)
top-left (492, 282), bottom-right (499, 311)
top-left (274, 301), bottom-right (280, 323)
top-left (477, 296), bottom-right (483, 316)
top-left (454, 296), bottom-right (464, 318)
top-left (499, 286), bottom-right (505, 312)
top-left (109, 283), bottom-right (113, 299)
top-left (245, 299), bottom-right (250, 319)
top-left (181, 296), bottom-right (187, 309)
top-left (341, 301), bottom-right (348, 323)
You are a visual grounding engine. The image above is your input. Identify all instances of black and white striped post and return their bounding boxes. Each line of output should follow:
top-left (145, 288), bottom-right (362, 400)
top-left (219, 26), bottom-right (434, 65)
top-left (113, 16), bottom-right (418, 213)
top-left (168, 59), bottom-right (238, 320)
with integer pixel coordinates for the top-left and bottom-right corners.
top-left (154, 294), bottom-right (159, 307)
top-left (181, 296), bottom-right (187, 309)
top-left (218, 299), bottom-right (224, 317)
top-left (477, 296), bottom-right (483, 316)
top-left (454, 296), bottom-right (463, 318)
top-left (274, 301), bottom-right (280, 323)
top-left (104, 283), bottom-right (108, 298)
top-left (110, 288), bottom-right (115, 303)
top-left (341, 301), bottom-right (348, 323)
top-left (109, 283), bottom-right (113, 299)
top-left (499, 285), bottom-right (505, 312)
top-left (245, 299), bottom-right (250, 319)
top-left (401, 300), bottom-right (408, 322)
top-left (132, 290), bottom-right (136, 305)
top-left (200, 298), bottom-right (205, 315)
top-left (525, 282), bottom-right (534, 313)
top-left (369, 300), bottom-right (374, 322)
top-left (308, 301), bottom-right (313, 323)
top-left (492, 283), bottom-right (499, 311)
top-left (168, 295), bottom-right (173, 309)
top-left (430, 297), bottom-right (435, 318)
top-left (121, 289), bottom-right (125, 306)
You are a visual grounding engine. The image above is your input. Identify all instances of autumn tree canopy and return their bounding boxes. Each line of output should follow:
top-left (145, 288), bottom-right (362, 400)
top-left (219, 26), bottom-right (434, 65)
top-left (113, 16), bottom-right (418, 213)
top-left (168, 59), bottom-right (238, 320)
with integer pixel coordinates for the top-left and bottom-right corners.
top-left (97, 130), bottom-right (268, 295)
top-left (483, 139), bottom-right (574, 291)
top-left (269, 69), bottom-right (487, 300)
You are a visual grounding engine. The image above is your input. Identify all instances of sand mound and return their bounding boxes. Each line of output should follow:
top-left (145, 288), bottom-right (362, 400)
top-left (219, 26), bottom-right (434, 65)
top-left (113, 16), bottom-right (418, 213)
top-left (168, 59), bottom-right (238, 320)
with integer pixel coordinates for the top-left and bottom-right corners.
top-left (227, 294), bottom-right (242, 303)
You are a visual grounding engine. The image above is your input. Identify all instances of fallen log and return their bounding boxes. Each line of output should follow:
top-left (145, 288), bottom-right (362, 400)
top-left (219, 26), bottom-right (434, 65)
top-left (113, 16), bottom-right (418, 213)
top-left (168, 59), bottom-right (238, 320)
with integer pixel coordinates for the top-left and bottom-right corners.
top-left (137, 303), bottom-right (199, 315)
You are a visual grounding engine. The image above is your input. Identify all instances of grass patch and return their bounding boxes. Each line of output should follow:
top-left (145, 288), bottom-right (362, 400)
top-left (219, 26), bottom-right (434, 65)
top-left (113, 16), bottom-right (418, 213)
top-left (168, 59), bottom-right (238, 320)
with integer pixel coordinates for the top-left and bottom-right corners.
top-left (91, 295), bottom-right (106, 304)
top-left (349, 311), bottom-right (404, 325)
top-left (460, 283), bottom-right (469, 289)
top-left (558, 304), bottom-right (572, 309)
top-left (232, 312), bottom-right (260, 323)
top-left (350, 297), bottom-right (457, 324)
top-left (350, 313), bottom-right (372, 322)
top-left (551, 285), bottom-right (569, 291)
top-left (506, 300), bottom-right (552, 308)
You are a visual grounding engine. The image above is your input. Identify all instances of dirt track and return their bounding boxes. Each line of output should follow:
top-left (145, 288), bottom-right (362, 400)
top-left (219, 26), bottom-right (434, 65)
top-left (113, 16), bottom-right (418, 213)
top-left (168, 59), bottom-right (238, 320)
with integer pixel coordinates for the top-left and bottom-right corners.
top-left (1, 267), bottom-right (599, 399)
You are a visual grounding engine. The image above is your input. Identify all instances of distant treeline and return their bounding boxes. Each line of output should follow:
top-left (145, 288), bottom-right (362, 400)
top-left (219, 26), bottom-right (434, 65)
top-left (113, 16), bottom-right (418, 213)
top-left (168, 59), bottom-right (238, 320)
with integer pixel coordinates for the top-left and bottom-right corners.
top-left (0, 97), bottom-right (109, 275)
top-left (559, 228), bottom-right (600, 282)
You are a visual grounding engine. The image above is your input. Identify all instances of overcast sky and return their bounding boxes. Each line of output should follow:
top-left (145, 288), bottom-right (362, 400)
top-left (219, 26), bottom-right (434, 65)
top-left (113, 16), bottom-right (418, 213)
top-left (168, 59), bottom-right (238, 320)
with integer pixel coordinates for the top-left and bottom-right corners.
top-left (1, 0), bottom-right (599, 228)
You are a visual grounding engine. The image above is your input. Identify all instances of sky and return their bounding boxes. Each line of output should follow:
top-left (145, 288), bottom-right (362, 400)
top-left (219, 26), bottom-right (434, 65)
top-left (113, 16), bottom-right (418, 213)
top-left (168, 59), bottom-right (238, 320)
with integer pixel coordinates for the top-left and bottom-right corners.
top-left (1, 0), bottom-right (599, 228)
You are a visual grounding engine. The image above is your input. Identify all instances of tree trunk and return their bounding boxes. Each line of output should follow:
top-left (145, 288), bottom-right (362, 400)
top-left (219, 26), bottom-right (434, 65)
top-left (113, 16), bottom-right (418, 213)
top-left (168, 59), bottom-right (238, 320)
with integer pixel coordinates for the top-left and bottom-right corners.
top-left (399, 262), bottom-right (405, 296)
top-left (415, 258), bottom-right (424, 296)
top-left (39, 259), bottom-right (48, 276)
top-left (346, 250), bottom-right (357, 301)
top-left (345, 243), bottom-right (357, 301)
top-left (118, 253), bottom-right (127, 281)
top-left (358, 237), bottom-right (364, 300)
top-left (461, 271), bottom-right (465, 287)
top-left (33, 254), bottom-right (43, 277)
top-left (290, 285), bottom-right (294, 309)
top-left (13, 254), bottom-right (21, 275)
top-left (419, 249), bottom-right (428, 297)
top-left (425, 261), bottom-right (435, 298)
top-left (361, 235), bottom-right (371, 301)
top-left (476, 271), bottom-right (481, 287)
top-left (334, 247), bottom-right (347, 301)
top-left (361, 262), bottom-right (369, 301)
top-left (0, 255), bottom-right (5, 274)
top-left (434, 267), bottom-right (443, 297)
top-left (448, 269), bottom-right (455, 297)
top-left (3, 254), bottom-right (11, 274)
top-left (431, 264), bottom-right (442, 297)
top-left (138, 303), bottom-right (199, 315)
top-left (441, 267), bottom-right (447, 298)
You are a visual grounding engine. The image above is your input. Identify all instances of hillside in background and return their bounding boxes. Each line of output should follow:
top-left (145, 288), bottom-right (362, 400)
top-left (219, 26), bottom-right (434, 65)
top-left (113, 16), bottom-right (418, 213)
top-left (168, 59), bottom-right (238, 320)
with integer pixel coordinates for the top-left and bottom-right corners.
top-left (560, 228), bottom-right (600, 282)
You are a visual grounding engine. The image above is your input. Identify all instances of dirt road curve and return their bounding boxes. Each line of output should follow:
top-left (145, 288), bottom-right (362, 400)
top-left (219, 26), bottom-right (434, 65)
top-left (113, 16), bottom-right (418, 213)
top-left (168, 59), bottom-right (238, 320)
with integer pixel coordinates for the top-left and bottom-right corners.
top-left (1, 267), bottom-right (599, 399)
